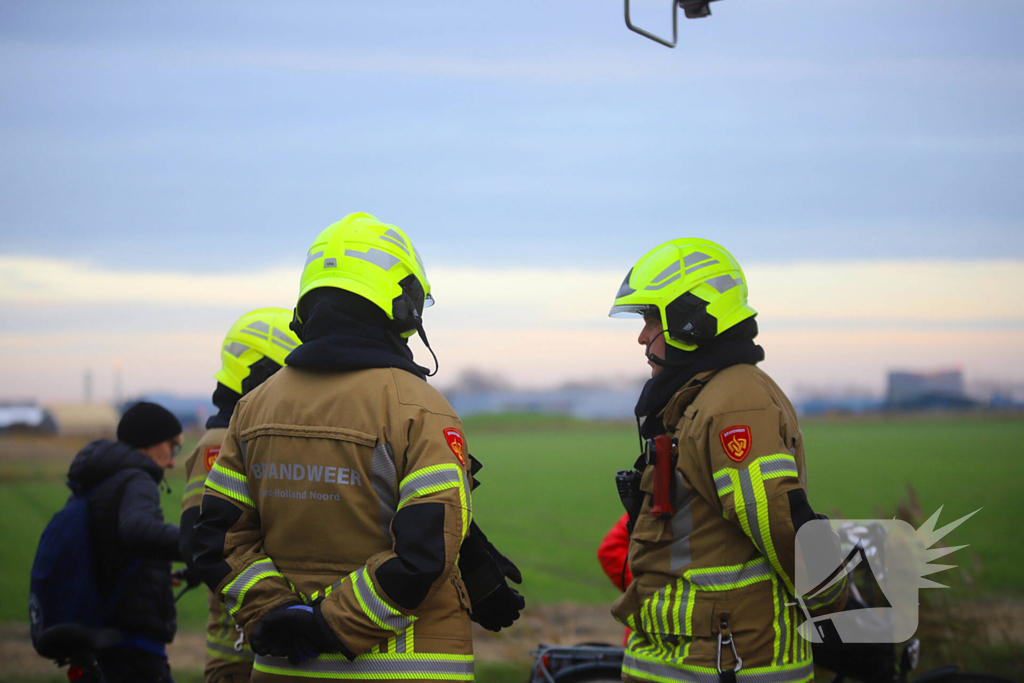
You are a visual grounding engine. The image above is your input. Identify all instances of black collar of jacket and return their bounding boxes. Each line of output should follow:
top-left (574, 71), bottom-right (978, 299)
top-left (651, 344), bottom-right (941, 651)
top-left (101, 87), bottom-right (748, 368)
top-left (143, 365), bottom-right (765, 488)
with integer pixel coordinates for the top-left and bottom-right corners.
top-left (67, 439), bottom-right (165, 492)
top-left (285, 295), bottom-right (428, 380)
top-left (635, 318), bottom-right (764, 439)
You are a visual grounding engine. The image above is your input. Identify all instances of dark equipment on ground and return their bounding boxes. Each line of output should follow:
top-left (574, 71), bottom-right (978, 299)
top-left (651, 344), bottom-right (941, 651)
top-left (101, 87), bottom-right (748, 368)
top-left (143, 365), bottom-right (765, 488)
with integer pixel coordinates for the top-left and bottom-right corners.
top-left (529, 643), bottom-right (623, 683)
top-left (624, 0), bottom-right (722, 48)
top-left (34, 624), bottom-right (120, 683)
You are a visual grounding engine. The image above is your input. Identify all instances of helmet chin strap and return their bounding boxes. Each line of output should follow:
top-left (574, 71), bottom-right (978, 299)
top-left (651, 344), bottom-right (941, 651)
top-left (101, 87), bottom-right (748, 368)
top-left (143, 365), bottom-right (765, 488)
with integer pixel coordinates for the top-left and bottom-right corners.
top-left (645, 328), bottom-right (696, 368)
top-left (390, 310), bottom-right (439, 378)
top-left (413, 314), bottom-right (439, 378)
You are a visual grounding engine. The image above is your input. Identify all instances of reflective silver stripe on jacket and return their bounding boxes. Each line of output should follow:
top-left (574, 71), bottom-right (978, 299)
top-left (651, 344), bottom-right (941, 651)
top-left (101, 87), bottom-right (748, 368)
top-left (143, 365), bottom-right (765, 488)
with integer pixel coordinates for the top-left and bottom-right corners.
top-left (685, 557), bottom-right (772, 590)
top-left (669, 478), bottom-right (694, 572)
top-left (206, 463), bottom-right (255, 507)
top-left (352, 567), bottom-right (416, 633)
top-left (222, 559), bottom-right (282, 615)
top-left (738, 468), bottom-right (770, 559)
top-left (370, 443), bottom-right (397, 542)
top-left (623, 651), bottom-right (813, 683)
top-left (398, 466), bottom-right (462, 508)
top-left (759, 455), bottom-right (799, 479)
top-left (774, 575), bottom-right (789, 666)
top-left (253, 653), bottom-right (474, 679)
top-left (182, 474), bottom-right (208, 498)
top-left (393, 627), bottom-right (412, 653)
top-left (714, 472), bottom-right (734, 497)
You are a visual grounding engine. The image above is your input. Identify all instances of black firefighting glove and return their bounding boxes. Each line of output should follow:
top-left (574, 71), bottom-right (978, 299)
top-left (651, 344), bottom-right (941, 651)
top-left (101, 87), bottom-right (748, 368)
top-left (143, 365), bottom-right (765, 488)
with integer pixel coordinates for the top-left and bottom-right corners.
top-left (458, 521), bottom-right (525, 632)
top-left (250, 601), bottom-right (354, 665)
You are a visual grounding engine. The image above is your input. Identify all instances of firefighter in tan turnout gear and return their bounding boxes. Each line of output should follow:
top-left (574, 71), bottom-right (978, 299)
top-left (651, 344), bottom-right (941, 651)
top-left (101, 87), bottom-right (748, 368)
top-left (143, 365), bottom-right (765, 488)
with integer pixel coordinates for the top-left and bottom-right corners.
top-left (179, 308), bottom-right (300, 683)
top-left (191, 212), bottom-right (523, 682)
top-left (609, 239), bottom-right (847, 683)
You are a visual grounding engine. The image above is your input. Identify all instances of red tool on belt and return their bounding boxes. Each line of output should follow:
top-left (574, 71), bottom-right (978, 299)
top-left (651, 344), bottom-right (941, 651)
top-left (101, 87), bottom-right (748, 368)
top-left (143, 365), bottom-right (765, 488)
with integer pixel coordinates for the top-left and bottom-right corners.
top-left (645, 435), bottom-right (677, 517)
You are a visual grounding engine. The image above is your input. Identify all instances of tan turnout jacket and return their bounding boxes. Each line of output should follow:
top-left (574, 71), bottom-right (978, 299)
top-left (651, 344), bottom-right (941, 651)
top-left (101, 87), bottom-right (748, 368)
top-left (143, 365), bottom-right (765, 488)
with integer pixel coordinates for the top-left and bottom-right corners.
top-left (181, 427), bottom-right (255, 683)
top-left (201, 366), bottom-right (474, 682)
top-left (614, 364), bottom-right (847, 683)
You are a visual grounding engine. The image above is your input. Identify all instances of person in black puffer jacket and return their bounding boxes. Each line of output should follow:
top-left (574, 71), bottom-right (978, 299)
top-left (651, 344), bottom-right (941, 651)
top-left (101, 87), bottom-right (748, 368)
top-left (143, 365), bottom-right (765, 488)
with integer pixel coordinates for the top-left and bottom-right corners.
top-left (66, 402), bottom-right (184, 683)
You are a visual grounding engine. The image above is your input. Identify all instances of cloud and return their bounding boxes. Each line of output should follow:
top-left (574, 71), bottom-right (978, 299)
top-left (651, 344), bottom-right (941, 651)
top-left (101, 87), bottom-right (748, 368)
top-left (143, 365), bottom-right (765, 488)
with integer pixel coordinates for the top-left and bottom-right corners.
top-left (6, 37), bottom-right (1023, 87)
top-left (2, 255), bottom-right (1022, 402)
top-left (3, 256), bottom-right (1021, 327)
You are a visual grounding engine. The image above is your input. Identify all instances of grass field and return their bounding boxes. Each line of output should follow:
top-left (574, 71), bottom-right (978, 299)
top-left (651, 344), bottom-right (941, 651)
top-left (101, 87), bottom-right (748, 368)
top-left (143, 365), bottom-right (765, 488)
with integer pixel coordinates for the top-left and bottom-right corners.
top-left (2, 413), bottom-right (1020, 628)
top-left (467, 413), bottom-right (1024, 605)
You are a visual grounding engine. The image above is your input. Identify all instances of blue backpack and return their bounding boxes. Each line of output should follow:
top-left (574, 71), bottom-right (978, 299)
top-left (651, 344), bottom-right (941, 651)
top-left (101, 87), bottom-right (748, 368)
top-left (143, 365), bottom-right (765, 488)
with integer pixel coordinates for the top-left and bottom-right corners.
top-left (29, 479), bottom-right (138, 652)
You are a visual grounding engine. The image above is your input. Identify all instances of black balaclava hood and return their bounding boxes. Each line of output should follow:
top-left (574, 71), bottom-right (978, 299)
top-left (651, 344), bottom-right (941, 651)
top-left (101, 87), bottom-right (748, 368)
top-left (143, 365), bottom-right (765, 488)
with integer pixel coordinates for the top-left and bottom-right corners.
top-left (208, 357), bottom-right (284, 429)
top-left (208, 383), bottom-right (241, 429)
top-left (285, 288), bottom-right (428, 379)
top-left (635, 317), bottom-right (764, 439)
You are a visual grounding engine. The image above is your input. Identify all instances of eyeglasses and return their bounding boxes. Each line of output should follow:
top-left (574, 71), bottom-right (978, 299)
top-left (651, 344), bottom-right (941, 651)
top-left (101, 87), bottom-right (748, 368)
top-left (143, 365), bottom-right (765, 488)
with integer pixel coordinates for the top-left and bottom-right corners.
top-left (170, 442), bottom-right (182, 459)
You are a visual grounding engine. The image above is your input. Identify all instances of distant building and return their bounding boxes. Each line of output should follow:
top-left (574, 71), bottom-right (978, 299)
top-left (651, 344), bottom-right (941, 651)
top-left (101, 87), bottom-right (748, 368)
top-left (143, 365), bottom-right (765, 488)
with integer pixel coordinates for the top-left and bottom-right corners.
top-left (0, 401), bottom-right (58, 434)
top-left (48, 403), bottom-right (120, 437)
top-left (885, 369), bottom-right (975, 411)
top-left (442, 371), bottom-right (645, 421)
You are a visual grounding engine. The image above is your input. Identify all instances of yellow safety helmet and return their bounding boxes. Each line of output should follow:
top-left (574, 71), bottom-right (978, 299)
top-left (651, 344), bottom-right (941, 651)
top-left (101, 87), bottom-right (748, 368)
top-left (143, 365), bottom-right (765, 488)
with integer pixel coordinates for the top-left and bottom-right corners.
top-left (296, 212), bottom-right (432, 337)
top-left (214, 308), bottom-right (300, 393)
top-left (609, 238), bottom-right (757, 351)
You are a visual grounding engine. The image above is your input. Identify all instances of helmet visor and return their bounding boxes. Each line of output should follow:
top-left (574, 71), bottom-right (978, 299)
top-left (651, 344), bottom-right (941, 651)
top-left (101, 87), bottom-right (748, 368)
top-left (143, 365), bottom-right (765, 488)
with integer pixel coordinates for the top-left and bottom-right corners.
top-left (609, 303), bottom-right (658, 319)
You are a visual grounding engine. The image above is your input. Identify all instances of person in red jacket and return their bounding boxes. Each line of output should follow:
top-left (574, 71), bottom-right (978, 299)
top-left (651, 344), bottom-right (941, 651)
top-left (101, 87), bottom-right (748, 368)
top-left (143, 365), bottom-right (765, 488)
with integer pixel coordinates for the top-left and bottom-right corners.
top-left (596, 513), bottom-right (633, 646)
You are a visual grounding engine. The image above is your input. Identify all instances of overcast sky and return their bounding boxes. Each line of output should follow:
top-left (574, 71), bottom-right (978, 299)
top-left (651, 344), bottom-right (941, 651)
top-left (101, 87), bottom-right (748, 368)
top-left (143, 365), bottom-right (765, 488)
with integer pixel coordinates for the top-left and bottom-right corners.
top-left (2, 1), bottom-right (1022, 403)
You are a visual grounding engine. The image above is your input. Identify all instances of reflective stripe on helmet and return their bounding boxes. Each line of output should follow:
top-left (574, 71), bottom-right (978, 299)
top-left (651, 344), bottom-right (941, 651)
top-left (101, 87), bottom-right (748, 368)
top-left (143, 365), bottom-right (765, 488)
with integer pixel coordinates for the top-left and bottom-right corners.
top-left (213, 307), bottom-right (300, 394)
top-left (609, 238), bottom-right (757, 351)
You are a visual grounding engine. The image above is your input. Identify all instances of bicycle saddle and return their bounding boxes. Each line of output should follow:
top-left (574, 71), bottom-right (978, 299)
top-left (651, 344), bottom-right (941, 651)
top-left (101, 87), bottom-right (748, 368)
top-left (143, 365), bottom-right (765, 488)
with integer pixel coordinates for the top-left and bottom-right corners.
top-left (35, 624), bottom-right (124, 659)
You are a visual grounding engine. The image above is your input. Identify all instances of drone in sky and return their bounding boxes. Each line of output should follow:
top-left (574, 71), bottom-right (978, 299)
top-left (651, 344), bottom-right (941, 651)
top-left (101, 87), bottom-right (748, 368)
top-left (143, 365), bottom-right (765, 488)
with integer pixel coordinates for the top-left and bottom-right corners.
top-left (624, 0), bottom-right (721, 48)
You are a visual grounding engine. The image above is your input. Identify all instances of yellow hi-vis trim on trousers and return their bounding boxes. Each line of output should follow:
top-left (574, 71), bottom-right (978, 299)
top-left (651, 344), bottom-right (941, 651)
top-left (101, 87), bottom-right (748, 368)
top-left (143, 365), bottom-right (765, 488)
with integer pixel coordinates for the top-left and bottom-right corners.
top-left (622, 649), bottom-right (813, 683)
top-left (253, 651), bottom-right (474, 680)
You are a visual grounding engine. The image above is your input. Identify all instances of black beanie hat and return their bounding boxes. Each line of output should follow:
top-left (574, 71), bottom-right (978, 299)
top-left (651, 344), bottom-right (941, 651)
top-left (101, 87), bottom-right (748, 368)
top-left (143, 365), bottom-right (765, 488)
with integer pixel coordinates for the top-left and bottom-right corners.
top-left (117, 402), bottom-right (183, 450)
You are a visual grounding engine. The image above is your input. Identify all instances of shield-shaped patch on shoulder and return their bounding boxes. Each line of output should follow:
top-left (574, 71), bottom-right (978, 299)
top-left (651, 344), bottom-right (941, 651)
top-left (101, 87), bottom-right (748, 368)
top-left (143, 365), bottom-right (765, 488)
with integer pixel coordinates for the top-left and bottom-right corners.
top-left (719, 426), bottom-right (752, 462)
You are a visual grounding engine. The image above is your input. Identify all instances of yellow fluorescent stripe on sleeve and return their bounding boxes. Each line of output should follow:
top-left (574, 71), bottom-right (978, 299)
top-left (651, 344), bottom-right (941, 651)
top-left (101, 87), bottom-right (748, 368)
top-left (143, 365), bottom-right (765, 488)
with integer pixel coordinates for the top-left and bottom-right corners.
top-left (751, 462), bottom-right (795, 594)
top-left (222, 559), bottom-right (284, 616)
top-left (727, 470), bottom-right (752, 538)
top-left (398, 463), bottom-right (470, 539)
